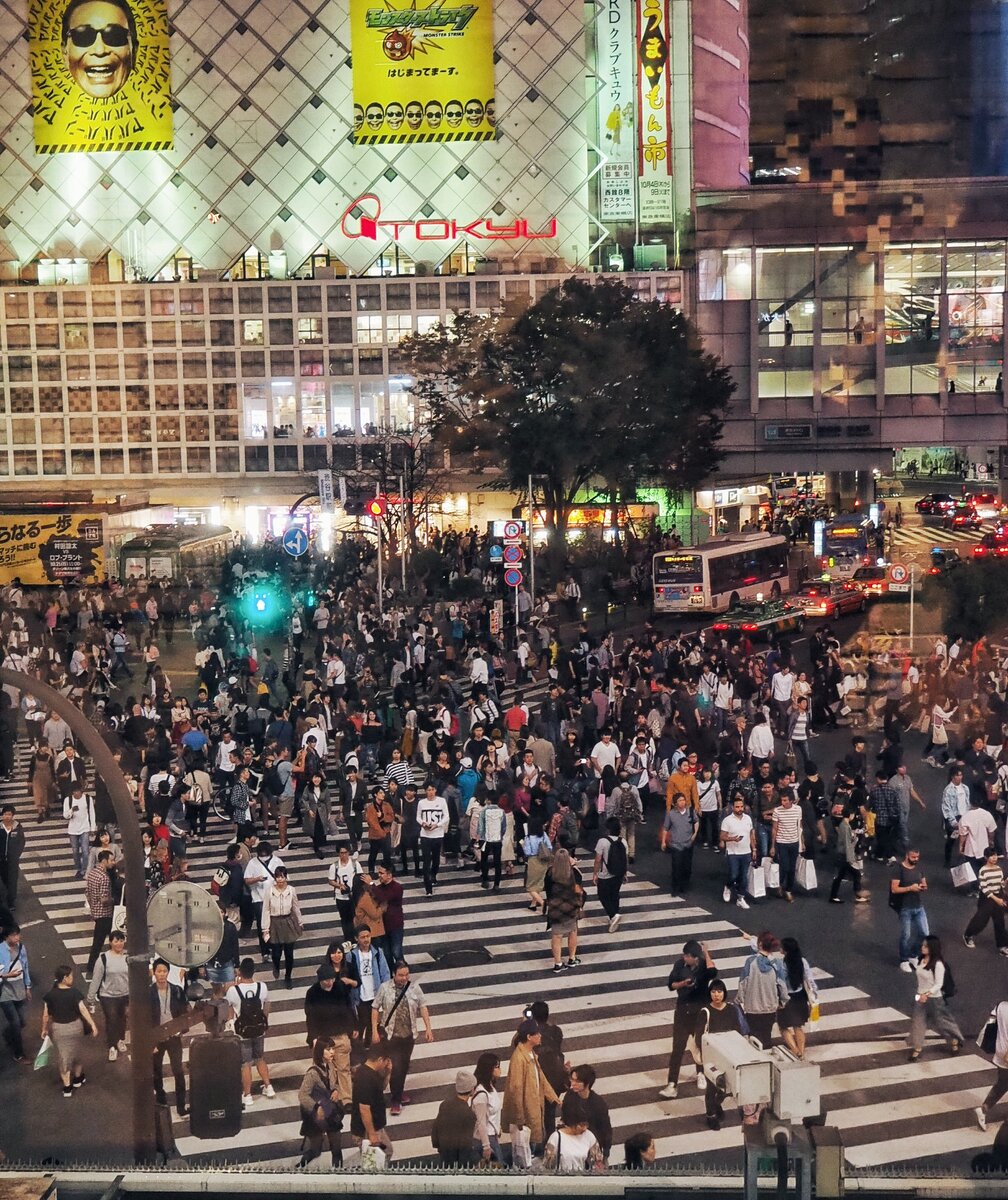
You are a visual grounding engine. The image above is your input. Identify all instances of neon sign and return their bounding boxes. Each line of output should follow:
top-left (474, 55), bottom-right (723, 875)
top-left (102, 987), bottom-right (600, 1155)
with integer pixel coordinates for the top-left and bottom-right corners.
top-left (340, 194), bottom-right (557, 242)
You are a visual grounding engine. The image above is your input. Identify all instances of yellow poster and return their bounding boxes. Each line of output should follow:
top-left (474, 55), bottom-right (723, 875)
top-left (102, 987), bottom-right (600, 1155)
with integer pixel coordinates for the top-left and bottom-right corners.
top-left (0, 514), bottom-right (104, 585)
top-left (350, 0), bottom-right (496, 144)
top-left (29, 0), bottom-right (173, 153)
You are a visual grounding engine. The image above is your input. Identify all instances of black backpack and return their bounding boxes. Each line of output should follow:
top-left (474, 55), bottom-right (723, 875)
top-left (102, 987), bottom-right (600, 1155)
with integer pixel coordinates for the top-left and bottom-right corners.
top-left (606, 835), bottom-right (628, 879)
top-left (941, 963), bottom-right (956, 999)
top-left (234, 983), bottom-right (268, 1038)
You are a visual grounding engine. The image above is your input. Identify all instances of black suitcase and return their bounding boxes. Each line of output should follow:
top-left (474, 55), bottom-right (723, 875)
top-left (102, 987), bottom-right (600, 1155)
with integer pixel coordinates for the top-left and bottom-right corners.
top-left (188, 1033), bottom-right (243, 1138)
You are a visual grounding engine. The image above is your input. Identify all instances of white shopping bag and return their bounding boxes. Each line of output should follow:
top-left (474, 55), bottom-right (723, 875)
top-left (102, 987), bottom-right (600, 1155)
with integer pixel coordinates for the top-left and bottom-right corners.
top-left (951, 862), bottom-right (977, 888)
top-left (747, 862), bottom-right (767, 899)
top-left (762, 857), bottom-right (781, 890)
top-left (796, 857), bottom-right (818, 892)
top-left (359, 1141), bottom-right (387, 1171)
top-left (510, 1124), bottom-right (533, 1169)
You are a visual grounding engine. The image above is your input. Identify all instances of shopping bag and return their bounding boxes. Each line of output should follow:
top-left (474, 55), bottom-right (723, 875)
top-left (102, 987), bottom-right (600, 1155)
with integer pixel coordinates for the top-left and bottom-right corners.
top-left (359, 1141), bottom-right (387, 1171)
top-left (747, 862), bottom-right (766, 899)
top-left (808, 1002), bottom-right (821, 1024)
top-left (510, 1124), bottom-right (533, 1169)
top-left (951, 862), bottom-right (977, 888)
top-left (978, 1011), bottom-right (999, 1054)
top-left (762, 857), bottom-right (781, 890)
top-left (112, 905), bottom-right (127, 933)
top-left (796, 857), bottom-right (818, 892)
top-left (33, 1034), bottom-right (52, 1071)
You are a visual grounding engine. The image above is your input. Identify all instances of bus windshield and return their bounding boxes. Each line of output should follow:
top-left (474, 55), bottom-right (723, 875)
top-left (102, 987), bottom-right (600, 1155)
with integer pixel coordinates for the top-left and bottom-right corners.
top-left (653, 552), bottom-right (703, 585)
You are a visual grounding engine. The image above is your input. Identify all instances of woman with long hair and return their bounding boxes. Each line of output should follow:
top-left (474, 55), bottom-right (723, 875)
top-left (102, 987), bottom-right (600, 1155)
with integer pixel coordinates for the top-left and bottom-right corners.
top-left (544, 847), bottom-right (583, 972)
top-left (262, 866), bottom-right (303, 989)
top-left (522, 817), bottom-right (552, 912)
top-left (777, 936), bottom-right (818, 1060)
top-left (297, 1036), bottom-right (344, 1168)
top-left (470, 1050), bottom-right (503, 1164)
top-left (909, 934), bottom-right (963, 1062)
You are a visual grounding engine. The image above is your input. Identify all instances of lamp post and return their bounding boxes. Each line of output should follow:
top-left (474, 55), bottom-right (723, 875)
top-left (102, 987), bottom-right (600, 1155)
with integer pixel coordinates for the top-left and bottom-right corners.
top-left (0, 669), bottom-right (156, 1163)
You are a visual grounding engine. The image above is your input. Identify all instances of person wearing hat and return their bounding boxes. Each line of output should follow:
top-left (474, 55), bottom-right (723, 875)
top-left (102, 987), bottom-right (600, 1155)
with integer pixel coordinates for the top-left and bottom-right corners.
top-left (303, 963), bottom-right (355, 1102)
top-left (501, 1017), bottom-right (559, 1167)
top-left (431, 1069), bottom-right (477, 1165)
top-left (964, 845), bottom-right (1008, 953)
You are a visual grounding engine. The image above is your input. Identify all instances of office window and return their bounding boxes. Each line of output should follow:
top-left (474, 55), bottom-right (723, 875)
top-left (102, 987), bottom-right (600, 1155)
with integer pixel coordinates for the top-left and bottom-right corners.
top-left (71, 449), bottom-right (95, 475)
top-left (129, 448), bottom-right (153, 473)
top-left (386, 282), bottom-right (411, 310)
top-left (270, 319), bottom-right (293, 344)
top-left (69, 417), bottom-right (94, 439)
top-left (184, 384), bottom-right (209, 410)
top-left (6, 325), bottom-right (30, 348)
top-left (64, 323), bottom-right (89, 349)
top-left (92, 290), bottom-right (116, 317)
top-left (270, 351), bottom-right (295, 376)
top-left (302, 381), bottom-right (327, 436)
top-left (241, 351), bottom-right (266, 376)
top-left (40, 417), bottom-right (64, 444)
top-left (182, 353), bottom-right (206, 378)
top-left (100, 448), bottom-right (124, 474)
top-left (120, 293), bottom-right (146, 316)
top-left (358, 348), bottom-right (384, 374)
top-left (150, 291), bottom-right (176, 317)
top-left (211, 320), bottom-right (234, 346)
top-left (97, 416), bottom-right (123, 439)
top-left (96, 388), bottom-right (122, 412)
top-left (238, 289), bottom-right (263, 314)
top-left (10, 388), bottom-right (34, 414)
top-left (41, 450), bottom-right (66, 475)
top-left (298, 317), bottom-right (322, 343)
top-left (35, 324), bottom-right (59, 349)
top-left (3, 293), bottom-right (28, 318)
top-left (327, 283), bottom-right (351, 311)
top-left (245, 445), bottom-right (270, 471)
top-left (215, 414), bottom-right (239, 441)
top-left (329, 349), bottom-right (354, 375)
top-left (209, 288), bottom-right (234, 315)
top-left (179, 288), bottom-right (204, 315)
top-left (126, 416), bottom-right (151, 442)
top-left (38, 387), bottom-right (63, 413)
top-left (185, 415), bottom-right (210, 441)
top-left (415, 282), bottom-right (441, 307)
top-left (181, 320), bottom-right (204, 345)
top-left (95, 353), bottom-right (119, 379)
top-left (300, 350), bottom-right (324, 376)
top-left (68, 388), bottom-right (92, 413)
top-left (121, 322), bottom-right (146, 347)
top-left (153, 356), bottom-right (177, 379)
top-left (215, 446), bottom-right (240, 472)
top-left (124, 385), bottom-right (150, 412)
top-left (356, 284), bottom-right (381, 310)
top-left (268, 287), bottom-right (292, 313)
top-left (213, 382), bottom-right (237, 408)
top-left (13, 450), bottom-right (38, 475)
top-left (386, 314), bottom-right (413, 344)
top-left (445, 281), bottom-right (472, 307)
top-left (212, 352), bottom-right (236, 377)
top-left (327, 317), bottom-right (352, 343)
top-left (186, 446), bottom-right (211, 472)
top-left (8, 357), bottom-right (32, 381)
top-left (62, 291), bottom-right (87, 317)
top-left (157, 447), bottom-right (182, 472)
top-left (274, 444), bottom-right (298, 471)
top-left (297, 285), bottom-right (322, 312)
top-left (357, 315), bottom-right (383, 344)
top-left (154, 385), bottom-right (180, 411)
top-left (156, 416), bottom-right (180, 441)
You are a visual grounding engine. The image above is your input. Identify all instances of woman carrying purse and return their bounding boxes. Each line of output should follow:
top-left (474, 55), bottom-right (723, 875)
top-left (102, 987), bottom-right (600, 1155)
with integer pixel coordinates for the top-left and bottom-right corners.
top-left (262, 867), bottom-right (303, 989)
top-left (298, 1036), bottom-right (344, 1168)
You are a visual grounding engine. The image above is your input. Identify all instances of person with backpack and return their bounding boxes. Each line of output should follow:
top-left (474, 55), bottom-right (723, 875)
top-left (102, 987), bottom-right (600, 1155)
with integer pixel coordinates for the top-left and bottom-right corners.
top-left (660, 790), bottom-right (699, 897)
top-left (227, 957), bottom-right (276, 1109)
top-left (909, 934), bottom-right (963, 1062)
top-left (85, 928), bottom-right (128, 1061)
top-left (607, 773), bottom-right (644, 862)
top-left (593, 816), bottom-right (628, 934)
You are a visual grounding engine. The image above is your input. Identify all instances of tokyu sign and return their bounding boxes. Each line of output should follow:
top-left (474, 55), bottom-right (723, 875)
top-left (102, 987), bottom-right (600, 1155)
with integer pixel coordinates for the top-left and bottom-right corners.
top-left (341, 194), bottom-right (557, 242)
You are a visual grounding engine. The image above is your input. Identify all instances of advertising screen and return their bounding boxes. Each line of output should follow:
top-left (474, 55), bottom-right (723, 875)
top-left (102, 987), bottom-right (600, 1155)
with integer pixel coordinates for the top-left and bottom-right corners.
top-left (0, 514), bottom-right (104, 585)
top-left (29, 0), bottom-right (172, 153)
top-left (350, 0), bottom-right (496, 144)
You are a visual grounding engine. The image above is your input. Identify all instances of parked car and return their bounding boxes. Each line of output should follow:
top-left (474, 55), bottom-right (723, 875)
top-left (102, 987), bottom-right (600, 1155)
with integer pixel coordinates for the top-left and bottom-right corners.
top-left (792, 580), bottom-right (866, 618)
top-left (915, 493), bottom-right (957, 516)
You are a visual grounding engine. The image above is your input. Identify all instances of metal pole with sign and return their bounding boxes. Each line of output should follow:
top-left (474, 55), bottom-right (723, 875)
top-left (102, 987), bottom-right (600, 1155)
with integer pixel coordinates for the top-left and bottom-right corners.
top-left (400, 473), bottom-right (407, 592)
top-left (376, 520), bottom-right (383, 617)
top-left (528, 473), bottom-right (535, 601)
top-left (909, 564), bottom-right (915, 645)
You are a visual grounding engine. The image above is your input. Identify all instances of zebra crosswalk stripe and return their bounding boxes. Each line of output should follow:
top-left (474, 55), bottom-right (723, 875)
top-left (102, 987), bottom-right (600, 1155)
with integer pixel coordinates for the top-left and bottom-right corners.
top-left (9, 794), bottom-right (999, 1171)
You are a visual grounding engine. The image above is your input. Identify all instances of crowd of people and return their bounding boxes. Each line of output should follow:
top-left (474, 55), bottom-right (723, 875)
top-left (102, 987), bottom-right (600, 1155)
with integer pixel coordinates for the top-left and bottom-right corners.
top-left (2, 555), bottom-right (1008, 1170)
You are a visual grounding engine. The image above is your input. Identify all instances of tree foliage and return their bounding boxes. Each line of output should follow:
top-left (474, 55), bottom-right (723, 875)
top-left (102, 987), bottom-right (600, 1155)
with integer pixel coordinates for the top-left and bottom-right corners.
top-left (403, 277), bottom-right (733, 550)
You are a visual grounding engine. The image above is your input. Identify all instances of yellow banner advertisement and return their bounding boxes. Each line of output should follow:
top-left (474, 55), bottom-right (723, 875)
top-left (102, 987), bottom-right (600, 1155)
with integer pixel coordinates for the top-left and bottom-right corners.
top-left (0, 514), bottom-right (104, 585)
top-left (29, 0), bottom-right (173, 154)
top-left (350, 0), bottom-right (496, 144)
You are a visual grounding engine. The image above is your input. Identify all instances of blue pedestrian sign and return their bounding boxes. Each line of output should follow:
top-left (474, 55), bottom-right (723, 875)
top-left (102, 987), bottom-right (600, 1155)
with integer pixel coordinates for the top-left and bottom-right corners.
top-left (282, 526), bottom-right (309, 557)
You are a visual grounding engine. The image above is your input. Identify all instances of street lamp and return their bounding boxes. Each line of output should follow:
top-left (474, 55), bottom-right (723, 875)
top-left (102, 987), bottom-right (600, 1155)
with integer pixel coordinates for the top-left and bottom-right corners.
top-left (0, 668), bottom-right (156, 1163)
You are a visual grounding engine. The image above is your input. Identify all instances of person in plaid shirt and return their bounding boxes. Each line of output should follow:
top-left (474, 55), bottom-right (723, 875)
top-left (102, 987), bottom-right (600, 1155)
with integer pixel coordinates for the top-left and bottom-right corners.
top-left (868, 771), bottom-right (901, 863)
top-left (84, 850), bottom-right (115, 976)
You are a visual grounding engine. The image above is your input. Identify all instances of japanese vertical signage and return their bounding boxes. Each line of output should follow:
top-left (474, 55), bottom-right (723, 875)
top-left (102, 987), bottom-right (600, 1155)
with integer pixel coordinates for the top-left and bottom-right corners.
top-left (29, 0), bottom-right (172, 153)
top-left (349, 0), bottom-right (496, 144)
top-left (597, 0), bottom-right (636, 221)
top-left (317, 469), bottom-right (334, 513)
top-left (636, 0), bottom-right (673, 223)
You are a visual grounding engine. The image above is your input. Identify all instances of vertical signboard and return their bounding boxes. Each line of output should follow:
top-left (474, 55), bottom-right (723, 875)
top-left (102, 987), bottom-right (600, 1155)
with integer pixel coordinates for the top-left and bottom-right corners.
top-left (597, 0), bottom-right (636, 221)
top-left (636, 0), bottom-right (673, 223)
top-left (29, 0), bottom-right (173, 153)
top-left (317, 469), bottom-right (334, 513)
top-left (349, 0), bottom-right (496, 144)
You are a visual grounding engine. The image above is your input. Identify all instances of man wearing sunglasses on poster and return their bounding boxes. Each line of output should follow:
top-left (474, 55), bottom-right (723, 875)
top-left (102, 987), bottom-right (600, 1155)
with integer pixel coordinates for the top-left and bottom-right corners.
top-left (61, 0), bottom-right (135, 100)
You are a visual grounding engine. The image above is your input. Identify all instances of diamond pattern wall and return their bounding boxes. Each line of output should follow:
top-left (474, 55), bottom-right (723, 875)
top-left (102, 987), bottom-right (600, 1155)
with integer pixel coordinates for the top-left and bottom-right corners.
top-left (0, 0), bottom-right (604, 275)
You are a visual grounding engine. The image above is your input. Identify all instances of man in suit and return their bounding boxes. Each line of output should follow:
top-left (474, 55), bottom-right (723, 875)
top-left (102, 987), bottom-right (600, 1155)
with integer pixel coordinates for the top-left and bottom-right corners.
top-left (150, 958), bottom-right (190, 1116)
top-left (341, 764), bottom-right (367, 854)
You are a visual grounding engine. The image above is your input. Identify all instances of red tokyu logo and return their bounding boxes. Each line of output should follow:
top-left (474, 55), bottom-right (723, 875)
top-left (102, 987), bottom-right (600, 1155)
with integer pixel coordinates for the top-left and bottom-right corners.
top-left (340, 194), bottom-right (557, 241)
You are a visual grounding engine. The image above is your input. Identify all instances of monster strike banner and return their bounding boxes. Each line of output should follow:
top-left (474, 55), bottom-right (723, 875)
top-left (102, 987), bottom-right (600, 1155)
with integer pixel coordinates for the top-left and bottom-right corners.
top-left (30, 0), bottom-right (172, 153)
top-left (0, 514), bottom-right (104, 585)
top-left (350, 0), bottom-right (496, 144)
top-left (636, 0), bottom-right (673, 223)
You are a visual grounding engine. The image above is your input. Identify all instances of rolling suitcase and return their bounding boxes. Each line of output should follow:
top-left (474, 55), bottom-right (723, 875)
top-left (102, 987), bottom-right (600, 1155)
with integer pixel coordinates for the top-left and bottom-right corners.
top-left (188, 1033), bottom-right (243, 1138)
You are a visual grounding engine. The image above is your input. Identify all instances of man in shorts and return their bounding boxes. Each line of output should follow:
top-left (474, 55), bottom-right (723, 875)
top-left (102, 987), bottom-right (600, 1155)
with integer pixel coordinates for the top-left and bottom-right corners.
top-left (227, 957), bottom-right (276, 1109)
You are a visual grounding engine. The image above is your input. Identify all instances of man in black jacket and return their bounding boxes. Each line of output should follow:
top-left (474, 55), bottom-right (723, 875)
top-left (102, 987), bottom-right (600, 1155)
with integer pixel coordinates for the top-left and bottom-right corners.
top-left (569, 1064), bottom-right (612, 1161)
top-left (0, 805), bottom-right (26, 909)
top-left (150, 958), bottom-right (190, 1115)
top-left (304, 963), bottom-right (355, 1103)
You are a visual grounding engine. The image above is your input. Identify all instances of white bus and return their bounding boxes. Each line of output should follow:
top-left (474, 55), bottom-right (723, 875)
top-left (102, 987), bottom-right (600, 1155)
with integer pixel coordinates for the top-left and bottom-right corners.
top-left (653, 533), bottom-right (792, 614)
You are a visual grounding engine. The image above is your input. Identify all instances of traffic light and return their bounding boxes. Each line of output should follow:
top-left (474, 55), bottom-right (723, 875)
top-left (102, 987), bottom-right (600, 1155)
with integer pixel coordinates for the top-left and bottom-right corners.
top-left (237, 577), bottom-right (289, 629)
top-left (366, 496), bottom-right (387, 518)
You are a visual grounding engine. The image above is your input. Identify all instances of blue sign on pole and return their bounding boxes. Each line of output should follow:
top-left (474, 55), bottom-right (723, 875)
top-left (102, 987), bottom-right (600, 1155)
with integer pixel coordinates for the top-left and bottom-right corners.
top-left (489, 545), bottom-right (504, 563)
top-left (282, 526), bottom-right (309, 557)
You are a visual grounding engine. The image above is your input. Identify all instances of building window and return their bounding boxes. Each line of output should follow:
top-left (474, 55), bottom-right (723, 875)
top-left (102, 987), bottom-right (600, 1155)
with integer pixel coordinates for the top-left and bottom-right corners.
top-left (268, 287), bottom-right (292, 313)
top-left (186, 446), bottom-right (211, 472)
top-left (157, 447), bottom-right (182, 472)
top-left (186, 415), bottom-right (210, 441)
top-left (270, 319), bottom-right (293, 344)
top-left (6, 325), bottom-right (30, 348)
top-left (126, 416), bottom-right (151, 442)
top-left (99, 448), bottom-right (124, 474)
top-left (245, 445), bottom-right (270, 471)
top-left (212, 352), bottom-right (236, 377)
top-left (358, 348), bottom-right (385, 374)
top-left (297, 285), bottom-right (322, 312)
top-left (215, 446), bottom-right (240, 472)
top-left (356, 315), bottom-right (383, 344)
top-left (274, 444), bottom-right (298, 471)
top-left (241, 351), bottom-right (266, 376)
top-left (386, 283), bottom-right (412, 310)
top-left (156, 416), bottom-right (181, 442)
top-left (328, 317), bottom-right (352, 343)
top-left (270, 351), bottom-right (295, 376)
top-left (71, 449), bottom-right (95, 475)
top-left (329, 349), bottom-right (354, 375)
top-left (300, 350), bottom-right (324, 376)
top-left (129, 448), bottom-right (153, 473)
top-left (242, 384), bottom-right (267, 439)
top-left (327, 284), bottom-right (351, 311)
top-left (415, 282), bottom-right (441, 308)
top-left (184, 384), bottom-right (209, 410)
top-left (302, 381), bottom-right (327, 436)
top-left (41, 449), bottom-right (66, 475)
top-left (298, 317), bottom-right (322, 344)
top-left (209, 288), bottom-right (234, 315)
top-left (215, 414), bottom-right (240, 441)
top-left (356, 284), bottom-right (381, 310)
top-left (386, 314), bottom-right (413, 344)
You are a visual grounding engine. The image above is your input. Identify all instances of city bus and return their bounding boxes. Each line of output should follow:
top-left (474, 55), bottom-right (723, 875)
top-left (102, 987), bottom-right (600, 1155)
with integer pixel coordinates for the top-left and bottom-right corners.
top-left (118, 525), bottom-right (239, 583)
top-left (652, 533), bottom-right (791, 614)
top-left (820, 517), bottom-right (874, 579)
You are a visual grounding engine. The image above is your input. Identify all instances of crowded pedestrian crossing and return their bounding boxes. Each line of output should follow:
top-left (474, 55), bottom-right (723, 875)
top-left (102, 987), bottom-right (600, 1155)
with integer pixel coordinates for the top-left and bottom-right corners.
top-left (8, 757), bottom-right (1002, 1172)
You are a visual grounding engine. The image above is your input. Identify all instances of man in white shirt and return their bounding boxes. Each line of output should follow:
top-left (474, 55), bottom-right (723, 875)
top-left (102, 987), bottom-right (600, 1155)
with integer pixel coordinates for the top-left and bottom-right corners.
top-left (960, 798), bottom-right (998, 882)
top-left (418, 783), bottom-right (449, 896)
top-left (226, 958), bottom-right (274, 1108)
top-left (590, 730), bottom-right (621, 780)
top-left (747, 714), bottom-right (776, 766)
top-left (719, 795), bottom-right (756, 910)
top-left (769, 666), bottom-right (794, 735)
top-left (244, 842), bottom-right (284, 958)
top-left (469, 651), bottom-right (489, 687)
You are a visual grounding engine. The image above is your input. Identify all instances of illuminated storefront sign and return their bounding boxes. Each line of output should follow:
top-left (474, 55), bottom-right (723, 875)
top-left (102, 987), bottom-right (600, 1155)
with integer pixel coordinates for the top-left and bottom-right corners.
top-left (29, 0), bottom-right (172, 153)
top-left (597, 0), bottom-right (636, 221)
top-left (636, 0), bottom-right (673, 223)
top-left (340, 194), bottom-right (557, 241)
top-left (350, 0), bottom-right (496, 144)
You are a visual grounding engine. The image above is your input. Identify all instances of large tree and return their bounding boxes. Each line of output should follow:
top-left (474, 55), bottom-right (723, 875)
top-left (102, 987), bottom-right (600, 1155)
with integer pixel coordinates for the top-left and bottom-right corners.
top-left (403, 277), bottom-right (733, 554)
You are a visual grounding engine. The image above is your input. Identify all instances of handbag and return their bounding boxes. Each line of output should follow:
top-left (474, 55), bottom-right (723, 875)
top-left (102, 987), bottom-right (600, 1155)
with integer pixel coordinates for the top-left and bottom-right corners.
top-left (950, 862), bottom-right (977, 888)
top-left (762, 856), bottom-right (781, 890)
top-left (747, 862), bottom-right (767, 899)
top-left (978, 1009), bottom-right (999, 1054)
top-left (796, 857), bottom-right (818, 892)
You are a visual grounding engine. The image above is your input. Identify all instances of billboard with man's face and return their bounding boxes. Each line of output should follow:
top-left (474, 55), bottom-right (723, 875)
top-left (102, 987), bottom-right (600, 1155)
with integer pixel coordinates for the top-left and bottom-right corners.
top-left (29, 0), bottom-right (172, 153)
top-left (350, 0), bottom-right (496, 144)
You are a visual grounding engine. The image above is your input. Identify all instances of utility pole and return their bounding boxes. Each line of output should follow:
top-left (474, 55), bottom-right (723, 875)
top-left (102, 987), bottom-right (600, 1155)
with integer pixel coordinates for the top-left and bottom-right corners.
top-left (528, 472), bottom-right (535, 601)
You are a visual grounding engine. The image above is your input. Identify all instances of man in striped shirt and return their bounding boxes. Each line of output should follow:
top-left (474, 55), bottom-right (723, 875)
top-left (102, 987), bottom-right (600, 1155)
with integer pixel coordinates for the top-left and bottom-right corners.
top-left (770, 793), bottom-right (802, 902)
top-left (963, 845), bottom-right (1008, 954)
